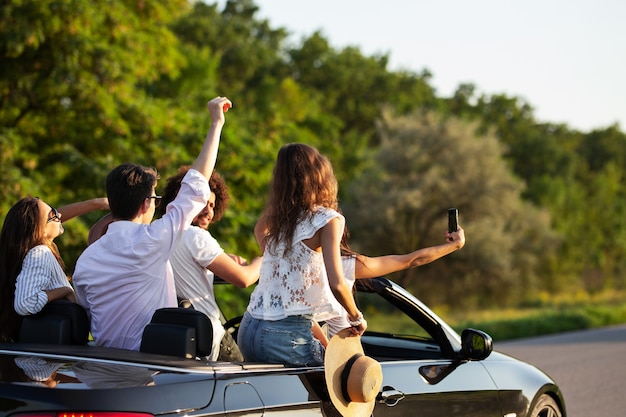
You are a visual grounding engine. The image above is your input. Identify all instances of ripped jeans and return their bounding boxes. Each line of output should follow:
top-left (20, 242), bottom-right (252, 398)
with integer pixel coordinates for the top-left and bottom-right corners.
top-left (237, 311), bottom-right (324, 366)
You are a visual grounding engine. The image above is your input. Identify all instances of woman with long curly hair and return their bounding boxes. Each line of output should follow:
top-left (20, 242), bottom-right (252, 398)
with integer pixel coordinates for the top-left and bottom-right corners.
top-left (157, 166), bottom-right (261, 361)
top-left (237, 143), bottom-right (365, 366)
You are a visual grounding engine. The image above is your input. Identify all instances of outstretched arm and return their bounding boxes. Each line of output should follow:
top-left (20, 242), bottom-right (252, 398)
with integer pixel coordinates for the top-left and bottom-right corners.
top-left (208, 254), bottom-right (262, 288)
top-left (354, 226), bottom-right (466, 279)
top-left (58, 198), bottom-right (109, 223)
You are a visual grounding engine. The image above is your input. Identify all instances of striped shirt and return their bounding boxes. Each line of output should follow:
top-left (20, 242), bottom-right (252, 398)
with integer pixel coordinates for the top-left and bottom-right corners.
top-left (14, 245), bottom-right (72, 315)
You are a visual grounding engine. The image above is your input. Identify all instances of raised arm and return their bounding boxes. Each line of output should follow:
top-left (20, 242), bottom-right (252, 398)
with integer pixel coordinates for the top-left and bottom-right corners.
top-left (191, 97), bottom-right (232, 180)
top-left (58, 198), bottom-right (109, 223)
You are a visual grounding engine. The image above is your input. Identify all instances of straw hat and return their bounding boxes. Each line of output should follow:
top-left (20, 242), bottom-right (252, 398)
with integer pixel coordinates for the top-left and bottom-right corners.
top-left (324, 328), bottom-right (383, 417)
top-left (87, 212), bottom-right (114, 246)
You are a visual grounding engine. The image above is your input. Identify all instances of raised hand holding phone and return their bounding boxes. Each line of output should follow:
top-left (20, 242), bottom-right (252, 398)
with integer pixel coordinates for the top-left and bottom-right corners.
top-left (448, 208), bottom-right (459, 233)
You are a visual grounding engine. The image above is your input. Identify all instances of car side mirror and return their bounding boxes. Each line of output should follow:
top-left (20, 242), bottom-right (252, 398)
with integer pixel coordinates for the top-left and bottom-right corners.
top-left (460, 328), bottom-right (493, 361)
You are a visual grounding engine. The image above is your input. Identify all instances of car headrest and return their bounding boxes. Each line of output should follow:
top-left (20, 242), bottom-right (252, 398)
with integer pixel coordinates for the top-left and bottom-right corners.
top-left (140, 308), bottom-right (213, 358)
top-left (19, 299), bottom-right (90, 345)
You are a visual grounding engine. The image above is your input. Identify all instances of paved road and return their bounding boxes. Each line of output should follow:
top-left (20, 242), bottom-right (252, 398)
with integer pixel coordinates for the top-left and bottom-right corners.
top-left (496, 324), bottom-right (626, 417)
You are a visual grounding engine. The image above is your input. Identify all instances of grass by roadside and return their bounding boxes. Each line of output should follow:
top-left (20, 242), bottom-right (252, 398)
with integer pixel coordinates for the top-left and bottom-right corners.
top-left (364, 289), bottom-right (626, 342)
top-left (439, 290), bottom-right (626, 341)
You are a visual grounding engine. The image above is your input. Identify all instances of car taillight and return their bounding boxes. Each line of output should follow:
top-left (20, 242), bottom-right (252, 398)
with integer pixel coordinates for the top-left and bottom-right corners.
top-left (11, 413), bottom-right (154, 417)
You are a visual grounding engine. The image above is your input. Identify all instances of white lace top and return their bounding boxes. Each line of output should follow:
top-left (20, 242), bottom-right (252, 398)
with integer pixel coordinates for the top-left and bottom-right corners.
top-left (247, 207), bottom-right (345, 322)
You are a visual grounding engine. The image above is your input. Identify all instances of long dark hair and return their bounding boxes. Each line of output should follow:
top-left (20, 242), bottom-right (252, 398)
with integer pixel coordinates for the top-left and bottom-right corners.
top-left (262, 143), bottom-right (339, 255)
top-left (0, 197), bottom-right (64, 342)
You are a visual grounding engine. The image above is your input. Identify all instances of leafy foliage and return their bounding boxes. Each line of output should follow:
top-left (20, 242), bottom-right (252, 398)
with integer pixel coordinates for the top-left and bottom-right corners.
top-left (343, 111), bottom-right (557, 308)
top-left (1, 0), bottom-right (625, 312)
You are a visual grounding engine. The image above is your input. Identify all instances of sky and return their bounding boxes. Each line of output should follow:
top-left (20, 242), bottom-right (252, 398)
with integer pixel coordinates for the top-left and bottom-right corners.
top-left (237, 0), bottom-right (625, 132)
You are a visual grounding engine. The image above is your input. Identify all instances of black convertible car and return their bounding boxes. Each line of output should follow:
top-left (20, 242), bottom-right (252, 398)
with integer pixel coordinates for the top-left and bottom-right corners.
top-left (0, 277), bottom-right (565, 417)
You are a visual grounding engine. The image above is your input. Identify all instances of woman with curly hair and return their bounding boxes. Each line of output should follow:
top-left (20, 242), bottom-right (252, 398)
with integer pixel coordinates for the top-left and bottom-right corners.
top-left (158, 166), bottom-right (261, 361)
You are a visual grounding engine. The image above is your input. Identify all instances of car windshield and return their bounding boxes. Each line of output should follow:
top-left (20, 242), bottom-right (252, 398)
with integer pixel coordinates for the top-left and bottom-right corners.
top-left (351, 279), bottom-right (459, 361)
top-left (356, 290), bottom-right (433, 340)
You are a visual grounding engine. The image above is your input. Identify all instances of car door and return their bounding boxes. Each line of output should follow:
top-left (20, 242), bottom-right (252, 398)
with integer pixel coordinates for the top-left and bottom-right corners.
top-left (219, 366), bottom-right (328, 416)
top-left (355, 279), bottom-right (502, 416)
top-left (376, 359), bottom-right (501, 416)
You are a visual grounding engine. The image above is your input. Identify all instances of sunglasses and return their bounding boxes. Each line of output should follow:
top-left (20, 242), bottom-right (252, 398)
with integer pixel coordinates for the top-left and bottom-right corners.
top-left (146, 195), bottom-right (162, 208)
top-left (47, 207), bottom-right (61, 223)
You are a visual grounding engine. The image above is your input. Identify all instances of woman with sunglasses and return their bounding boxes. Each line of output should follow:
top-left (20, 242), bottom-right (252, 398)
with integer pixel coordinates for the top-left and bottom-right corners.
top-left (0, 196), bottom-right (108, 343)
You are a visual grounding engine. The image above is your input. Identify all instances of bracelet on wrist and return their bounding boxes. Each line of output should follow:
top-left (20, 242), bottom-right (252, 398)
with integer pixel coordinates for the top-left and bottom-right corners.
top-left (348, 311), bottom-right (364, 327)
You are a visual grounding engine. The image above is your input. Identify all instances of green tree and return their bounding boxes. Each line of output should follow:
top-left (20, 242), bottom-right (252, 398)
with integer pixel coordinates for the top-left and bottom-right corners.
top-left (343, 110), bottom-right (558, 309)
top-left (163, 0), bottom-right (322, 259)
top-left (4, 0), bottom-right (625, 314)
top-left (446, 86), bottom-right (626, 294)
top-left (287, 31), bottom-right (438, 185)
top-left (1, 0), bottom-right (192, 268)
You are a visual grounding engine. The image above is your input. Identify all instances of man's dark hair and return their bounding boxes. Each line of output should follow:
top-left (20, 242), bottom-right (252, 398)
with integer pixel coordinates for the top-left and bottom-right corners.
top-left (106, 163), bottom-right (159, 220)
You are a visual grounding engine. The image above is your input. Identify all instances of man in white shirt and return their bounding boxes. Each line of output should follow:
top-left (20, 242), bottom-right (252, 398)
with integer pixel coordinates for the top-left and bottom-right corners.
top-left (73, 97), bottom-right (232, 351)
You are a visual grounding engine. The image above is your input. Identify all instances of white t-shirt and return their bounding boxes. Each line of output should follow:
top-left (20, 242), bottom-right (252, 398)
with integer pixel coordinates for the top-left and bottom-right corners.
top-left (247, 207), bottom-right (345, 322)
top-left (73, 169), bottom-right (210, 351)
top-left (169, 225), bottom-right (225, 360)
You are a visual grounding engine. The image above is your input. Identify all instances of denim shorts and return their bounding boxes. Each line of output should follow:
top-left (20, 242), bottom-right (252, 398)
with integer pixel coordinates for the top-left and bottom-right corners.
top-left (237, 311), bottom-right (324, 366)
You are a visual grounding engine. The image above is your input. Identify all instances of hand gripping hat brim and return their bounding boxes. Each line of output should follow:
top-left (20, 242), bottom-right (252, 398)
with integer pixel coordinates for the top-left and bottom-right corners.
top-left (324, 328), bottom-right (383, 417)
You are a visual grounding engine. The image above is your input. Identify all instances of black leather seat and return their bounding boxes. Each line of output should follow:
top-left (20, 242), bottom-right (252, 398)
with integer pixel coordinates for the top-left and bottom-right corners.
top-left (19, 299), bottom-right (90, 345)
top-left (140, 308), bottom-right (213, 359)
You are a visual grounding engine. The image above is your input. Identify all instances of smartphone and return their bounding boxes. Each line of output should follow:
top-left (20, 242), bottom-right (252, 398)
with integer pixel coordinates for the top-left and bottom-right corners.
top-left (448, 208), bottom-right (459, 233)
